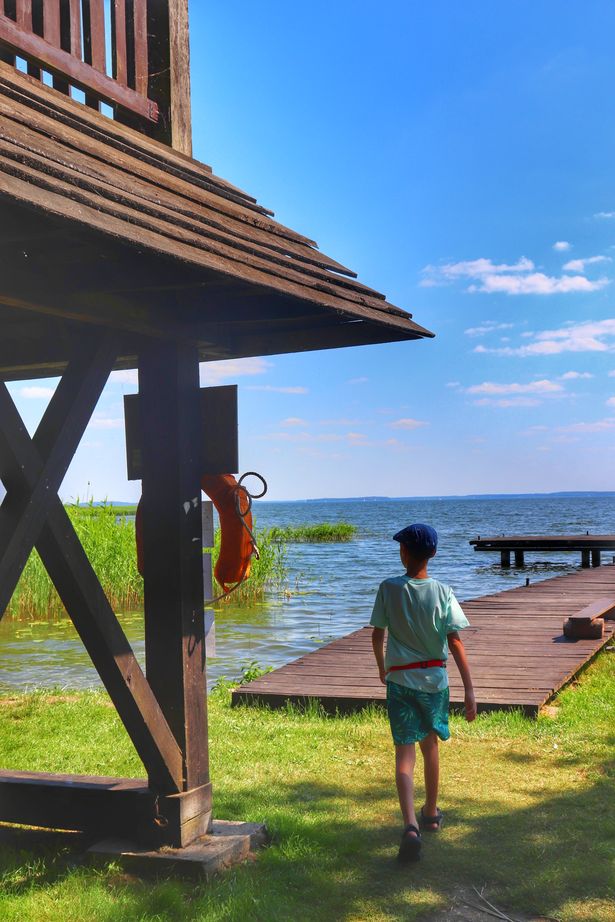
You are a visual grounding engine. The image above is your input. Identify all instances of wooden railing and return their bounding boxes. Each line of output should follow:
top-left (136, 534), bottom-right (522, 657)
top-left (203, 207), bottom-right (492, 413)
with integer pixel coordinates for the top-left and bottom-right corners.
top-left (0, 1), bottom-right (158, 123)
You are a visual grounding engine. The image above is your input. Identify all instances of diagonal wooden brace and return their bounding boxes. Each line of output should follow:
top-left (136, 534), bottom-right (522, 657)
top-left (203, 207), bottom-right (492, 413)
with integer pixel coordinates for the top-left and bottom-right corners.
top-left (0, 334), bottom-right (117, 615)
top-left (0, 342), bottom-right (183, 793)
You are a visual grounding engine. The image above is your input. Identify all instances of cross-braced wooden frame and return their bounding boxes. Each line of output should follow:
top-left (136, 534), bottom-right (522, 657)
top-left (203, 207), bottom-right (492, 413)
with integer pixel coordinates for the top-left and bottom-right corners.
top-left (0, 333), bottom-right (212, 847)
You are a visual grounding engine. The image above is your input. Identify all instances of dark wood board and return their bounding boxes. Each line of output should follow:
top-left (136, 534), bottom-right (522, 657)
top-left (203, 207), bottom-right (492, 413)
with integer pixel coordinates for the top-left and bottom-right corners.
top-left (234, 566), bottom-right (615, 715)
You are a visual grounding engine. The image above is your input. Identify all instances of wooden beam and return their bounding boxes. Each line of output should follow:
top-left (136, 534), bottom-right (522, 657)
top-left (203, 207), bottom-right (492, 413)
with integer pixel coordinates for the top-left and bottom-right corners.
top-left (168, 0), bottom-right (191, 156)
top-left (146, 0), bottom-right (191, 154)
top-left (0, 333), bottom-right (117, 616)
top-left (0, 770), bottom-right (155, 838)
top-left (0, 770), bottom-right (212, 847)
top-left (139, 340), bottom-right (209, 794)
top-left (0, 380), bottom-right (183, 792)
top-left (0, 13), bottom-right (158, 120)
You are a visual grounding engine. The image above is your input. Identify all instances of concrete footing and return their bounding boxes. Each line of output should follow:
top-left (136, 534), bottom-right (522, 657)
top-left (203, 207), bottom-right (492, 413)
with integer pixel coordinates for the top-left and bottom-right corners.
top-left (88, 820), bottom-right (269, 879)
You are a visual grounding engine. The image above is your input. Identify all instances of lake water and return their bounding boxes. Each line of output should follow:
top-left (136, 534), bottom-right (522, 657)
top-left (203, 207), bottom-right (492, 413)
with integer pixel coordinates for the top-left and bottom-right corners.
top-left (1, 496), bottom-right (614, 691)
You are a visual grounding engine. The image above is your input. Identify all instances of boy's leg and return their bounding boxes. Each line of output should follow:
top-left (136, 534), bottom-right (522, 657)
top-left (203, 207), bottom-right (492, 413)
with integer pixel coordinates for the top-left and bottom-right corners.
top-left (395, 743), bottom-right (418, 831)
top-left (419, 731), bottom-right (440, 828)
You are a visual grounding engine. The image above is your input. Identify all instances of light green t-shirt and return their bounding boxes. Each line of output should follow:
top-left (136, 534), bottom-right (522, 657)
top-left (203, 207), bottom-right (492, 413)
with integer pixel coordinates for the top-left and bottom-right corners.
top-left (370, 574), bottom-right (470, 692)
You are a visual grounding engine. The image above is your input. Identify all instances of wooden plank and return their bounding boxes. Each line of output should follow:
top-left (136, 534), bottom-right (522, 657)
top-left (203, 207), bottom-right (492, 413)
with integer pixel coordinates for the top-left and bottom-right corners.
top-left (67, 0), bottom-right (81, 56)
top-left (139, 341), bottom-right (209, 795)
top-left (0, 106), bottom-right (355, 279)
top-left (0, 164), bottom-right (427, 336)
top-left (83, 0), bottom-right (105, 73)
top-left (111, 0), bottom-right (127, 86)
top-left (0, 770), bottom-right (156, 838)
top-left (167, 0), bottom-right (191, 156)
top-left (16, 1), bottom-right (33, 29)
top-left (133, 0), bottom-right (147, 95)
top-left (140, 0), bottom-right (192, 153)
top-left (234, 567), bottom-right (615, 714)
top-left (0, 15), bottom-right (158, 119)
top-left (42, 0), bottom-right (61, 47)
top-left (567, 598), bottom-right (615, 622)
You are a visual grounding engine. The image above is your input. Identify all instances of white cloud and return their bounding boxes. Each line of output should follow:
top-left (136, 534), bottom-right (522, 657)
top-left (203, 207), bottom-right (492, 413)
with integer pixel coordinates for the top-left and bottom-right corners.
top-left (422, 255), bottom-right (609, 295)
top-left (471, 272), bottom-right (608, 295)
top-left (560, 371), bottom-right (594, 380)
top-left (247, 385), bottom-right (309, 394)
top-left (109, 369), bottom-right (138, 386)
top-left (474, 319), bottom-right (615, 356)
top-left (464, 321), bottom-right (514, 337)
top-left (563, 255), bottom-right (610, 273)
top-left (281, 417), bottom-right (307, 426)
top-left (609, 371), bottom-right (615, 377)
top-left (421, 257), bottom-right (533, 288)
top-left (19, 385), bottom-right (55, 399)
top-left (553, 241), bottom-right (571, 251)
top-left (390, 418), bottom-right (429, 430)
top-left (466, 379), bottom-right (563, 396)
top-left (89, 417), bottom-right (123, 430)
top-left (200, 357), bottom-right (272, 386)
top-left (446, 381), bottom-right (461, 388)
top-left (473, 397), bottom-right (540, 408)
top-left (606, 398), bottom-right (615, 408)
top-left (594, 211), bottom-right (615, 219)
top-left (557, 417), bottom-right (615, 433)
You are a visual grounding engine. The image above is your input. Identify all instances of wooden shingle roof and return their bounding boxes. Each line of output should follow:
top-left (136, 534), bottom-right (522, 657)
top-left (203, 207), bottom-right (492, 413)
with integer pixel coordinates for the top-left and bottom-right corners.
top-left (0, 64), bottom-right (433, 379)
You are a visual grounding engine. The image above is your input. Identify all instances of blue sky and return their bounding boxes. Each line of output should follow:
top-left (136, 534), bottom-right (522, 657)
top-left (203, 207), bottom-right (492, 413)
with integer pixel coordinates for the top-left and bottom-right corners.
top-left (9, 1), bottom-right (615, 500)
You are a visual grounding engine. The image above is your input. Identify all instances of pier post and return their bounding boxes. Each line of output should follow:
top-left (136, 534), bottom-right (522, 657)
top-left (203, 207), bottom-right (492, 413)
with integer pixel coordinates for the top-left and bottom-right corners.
top-left (501, 550), bottom-right (511, 568)
top-left (514, 550), bottom-right (525, 568)
top-left (581, 549), bottom-right (590, 568)
top-left (591, 549), bottom-right (601, 567)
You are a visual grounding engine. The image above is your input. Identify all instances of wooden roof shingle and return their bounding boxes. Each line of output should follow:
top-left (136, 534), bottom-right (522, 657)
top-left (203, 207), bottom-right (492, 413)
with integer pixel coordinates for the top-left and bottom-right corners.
top-left (0, 64), bottom-right (433, 378)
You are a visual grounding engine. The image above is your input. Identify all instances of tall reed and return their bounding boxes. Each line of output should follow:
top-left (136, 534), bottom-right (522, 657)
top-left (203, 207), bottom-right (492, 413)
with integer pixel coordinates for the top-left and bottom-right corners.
top-left (268, 523), bottom-right (357, 542)
top-left (5, 503), bottom-right (287, 619)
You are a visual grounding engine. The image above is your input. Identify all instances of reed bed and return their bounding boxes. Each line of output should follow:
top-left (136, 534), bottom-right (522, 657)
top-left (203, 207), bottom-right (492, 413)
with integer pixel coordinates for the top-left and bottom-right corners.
top-left (5, 504), bottom-right (287, 620)
top-left (269, 522), bottom-right (357, 543)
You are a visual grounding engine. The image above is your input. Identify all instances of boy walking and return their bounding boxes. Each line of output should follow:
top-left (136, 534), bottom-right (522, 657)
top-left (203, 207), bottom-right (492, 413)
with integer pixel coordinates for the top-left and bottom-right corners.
top-left (370, 523), bottom-right (476, 863)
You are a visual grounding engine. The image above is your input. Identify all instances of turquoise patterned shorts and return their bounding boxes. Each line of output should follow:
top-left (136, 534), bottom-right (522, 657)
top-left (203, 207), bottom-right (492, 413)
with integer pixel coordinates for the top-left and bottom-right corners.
top-left (386, 681), bottom-right (451, 744)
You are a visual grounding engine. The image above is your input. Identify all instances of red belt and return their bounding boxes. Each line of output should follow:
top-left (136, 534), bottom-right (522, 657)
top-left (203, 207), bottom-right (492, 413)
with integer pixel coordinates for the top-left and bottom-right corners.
top-left (387, 659), bottom-right (445, 674)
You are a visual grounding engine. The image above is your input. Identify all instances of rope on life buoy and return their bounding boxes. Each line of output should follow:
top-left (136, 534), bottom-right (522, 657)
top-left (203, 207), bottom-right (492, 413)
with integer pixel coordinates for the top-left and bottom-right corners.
top-left (203, 471), bottom-right (268, 606)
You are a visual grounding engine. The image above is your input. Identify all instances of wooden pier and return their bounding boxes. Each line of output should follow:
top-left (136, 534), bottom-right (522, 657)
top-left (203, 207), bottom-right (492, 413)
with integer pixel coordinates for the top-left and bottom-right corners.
top-left (469, 534), bottom-right (615, 568)
top-left (233, 566), bottom-right (615, 716)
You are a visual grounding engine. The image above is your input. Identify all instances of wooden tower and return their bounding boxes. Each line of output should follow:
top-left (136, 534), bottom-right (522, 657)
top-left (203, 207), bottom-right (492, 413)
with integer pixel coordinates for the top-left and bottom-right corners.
top-left (0, 1), bottom-right (433, 850)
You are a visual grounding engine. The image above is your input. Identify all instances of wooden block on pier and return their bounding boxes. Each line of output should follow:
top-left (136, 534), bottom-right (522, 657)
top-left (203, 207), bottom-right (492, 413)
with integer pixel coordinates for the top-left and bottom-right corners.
top-left (563, 597), bottom-right (615, 639)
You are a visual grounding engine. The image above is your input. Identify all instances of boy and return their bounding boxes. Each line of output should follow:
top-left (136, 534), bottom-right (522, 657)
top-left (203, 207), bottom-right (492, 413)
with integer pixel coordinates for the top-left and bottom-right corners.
top-left (370, 523), bottom-right (476, 863)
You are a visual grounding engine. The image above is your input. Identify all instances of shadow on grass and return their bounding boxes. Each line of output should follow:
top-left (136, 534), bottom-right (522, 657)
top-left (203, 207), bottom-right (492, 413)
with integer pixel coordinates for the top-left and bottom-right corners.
top-left (1, 742), bottom-right (613, 922)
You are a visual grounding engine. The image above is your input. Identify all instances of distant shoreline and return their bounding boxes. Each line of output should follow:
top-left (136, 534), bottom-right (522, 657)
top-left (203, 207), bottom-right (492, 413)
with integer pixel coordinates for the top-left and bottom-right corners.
top-left (263, 491), bottom-right (615, 503)
top-left (92, 492), bottom-right (615, 506)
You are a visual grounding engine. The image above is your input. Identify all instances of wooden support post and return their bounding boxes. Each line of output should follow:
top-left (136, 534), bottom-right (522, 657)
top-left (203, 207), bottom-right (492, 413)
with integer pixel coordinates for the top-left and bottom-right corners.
top-left (145, 0), bottom-right (192, 154)
top-left (514, 550), bottom-right (524, 568)
top-left (0, 338), bottom-right (183, 797)
top-left (592, 549), bottom-right (601, 567)
top-left (581, 549), bottom-right (590, 568)
top-left (139, 340), bottom-right (211, 845)
top-left (501, 550), bottom-right (511, 568)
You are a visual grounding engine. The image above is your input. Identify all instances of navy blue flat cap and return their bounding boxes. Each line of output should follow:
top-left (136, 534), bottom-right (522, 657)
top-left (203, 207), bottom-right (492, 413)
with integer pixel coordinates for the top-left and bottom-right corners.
top-left (393, 523), bottom-right (438, 555)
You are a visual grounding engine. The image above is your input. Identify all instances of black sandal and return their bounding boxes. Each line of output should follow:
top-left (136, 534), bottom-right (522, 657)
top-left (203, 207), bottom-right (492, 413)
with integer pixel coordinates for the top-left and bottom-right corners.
top-left (419, 806), bottom-right (444, 831)
top-left (397, 824), bottom-right (422, 863)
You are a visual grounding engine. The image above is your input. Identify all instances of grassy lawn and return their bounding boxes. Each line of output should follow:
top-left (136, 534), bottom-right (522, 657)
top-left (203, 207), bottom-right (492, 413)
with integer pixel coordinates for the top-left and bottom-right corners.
top-left (0, 652), bottom-right (613, 921)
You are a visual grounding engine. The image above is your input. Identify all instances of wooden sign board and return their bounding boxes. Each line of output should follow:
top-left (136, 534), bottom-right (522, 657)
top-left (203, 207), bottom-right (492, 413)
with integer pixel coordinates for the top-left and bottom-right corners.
top-left (124, 385), bottom-right (238, 481)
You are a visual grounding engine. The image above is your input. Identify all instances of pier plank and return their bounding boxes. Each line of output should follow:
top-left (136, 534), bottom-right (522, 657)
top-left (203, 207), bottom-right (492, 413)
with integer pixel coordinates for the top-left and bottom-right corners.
top-left (233, 565), bottom-right (615, 716)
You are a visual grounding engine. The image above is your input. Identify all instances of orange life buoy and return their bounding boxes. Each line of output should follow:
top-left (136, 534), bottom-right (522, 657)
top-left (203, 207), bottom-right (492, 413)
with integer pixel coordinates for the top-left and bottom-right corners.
top-left (201, 474), bottom-right (254, 593)
top-left (135, 474), bottom-right (256, 595)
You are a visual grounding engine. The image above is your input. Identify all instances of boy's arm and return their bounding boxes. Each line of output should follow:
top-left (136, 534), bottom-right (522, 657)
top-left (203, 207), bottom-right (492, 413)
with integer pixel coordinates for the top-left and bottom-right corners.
top-left (371, 627), bottom-right (386, 685)
top-left (447, 632), bottom-right (476, 721)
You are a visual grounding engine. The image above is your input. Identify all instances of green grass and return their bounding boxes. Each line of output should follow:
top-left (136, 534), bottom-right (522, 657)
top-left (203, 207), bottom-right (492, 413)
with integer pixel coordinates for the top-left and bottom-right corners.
top-left (269, 523), bottom-right (357, 543)
top-left (5, 504), bottom-right (288, 619)
top-left (0, 652), bottom-right (613, 921)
